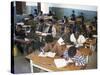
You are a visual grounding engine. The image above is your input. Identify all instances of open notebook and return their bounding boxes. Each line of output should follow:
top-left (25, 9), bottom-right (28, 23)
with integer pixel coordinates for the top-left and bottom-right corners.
top-left (54, 58), bottom-right (73, 68)
top-left (38, 52), bottom-right (56, 58)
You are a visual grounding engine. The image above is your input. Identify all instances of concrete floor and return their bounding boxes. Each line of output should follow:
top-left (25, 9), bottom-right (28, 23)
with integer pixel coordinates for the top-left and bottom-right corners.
top-left (86, 51), bottom-right (97, 69)
top-left (14, 54), bottom-right (31, 74)
top-left (14, 50), bottom-right (97, 74)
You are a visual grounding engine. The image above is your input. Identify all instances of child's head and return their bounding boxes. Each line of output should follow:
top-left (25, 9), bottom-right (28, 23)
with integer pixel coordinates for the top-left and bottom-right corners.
top-left (68, 46), bottom-right (77, 58)
top-left (74, 30), bottom-right (80, 39)
top-left (28, 14), bottom-right (34, 19)
top-left (16, 25), bottom-right (22, 32)
top-left (39, 19), bottom-right (44, 23)
top-left (48, 19), bottom-right (53, 25)
top-left (45, 35), bottom-right (53, 43)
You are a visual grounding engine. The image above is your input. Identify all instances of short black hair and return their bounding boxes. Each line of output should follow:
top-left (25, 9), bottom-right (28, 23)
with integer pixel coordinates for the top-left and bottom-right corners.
top-left (45, 35), bottom-right (53, 43)
top-left (40, 42), bottom-right (45, 47)
top-left (29, 14), bottom-right (34, 18)
top-left (89, 25), bottom-right (93, 30)
top-left (34, 9), bottom-right (37, 11)
top-left (48, 19), bottom-right (53, 22)
top-left (68, 46), bottom-right (77, 58)
top-left (39, 19), bottom-right (44, 23)
top-left (16, 25), bottom-right (22, 29)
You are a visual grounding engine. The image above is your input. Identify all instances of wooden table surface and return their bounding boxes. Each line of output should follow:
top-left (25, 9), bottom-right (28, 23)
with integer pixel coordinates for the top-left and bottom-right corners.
top-left (26, 47), bottom-right (92, 71)
top-left (26, 53), bottom-right (81, 71)
top-left (85, 39), bottom-right (96, 45)
top-left (79, 48), bottom-right (92, 56)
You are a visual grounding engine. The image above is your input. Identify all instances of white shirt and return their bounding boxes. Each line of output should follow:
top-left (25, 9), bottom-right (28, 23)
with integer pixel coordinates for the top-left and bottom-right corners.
top-left (70, 33), bottom-right (86, 47)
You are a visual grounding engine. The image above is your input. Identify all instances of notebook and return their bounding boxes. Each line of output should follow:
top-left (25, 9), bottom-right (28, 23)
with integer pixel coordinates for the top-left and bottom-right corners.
top-left (57, 37), bottom-right (65, 45)
top-left (38, 52), bottom-right (56, 58)
top-left (54, 59), bottom-right (68, 68)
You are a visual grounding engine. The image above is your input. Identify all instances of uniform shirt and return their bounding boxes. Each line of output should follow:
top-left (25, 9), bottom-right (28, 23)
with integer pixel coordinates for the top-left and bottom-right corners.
top-left (63, 50), bottom-right (86, 66)
top-left (15, 30), bottom-right (26, 39)
top-left (70, 33), bottom-right (86, 46)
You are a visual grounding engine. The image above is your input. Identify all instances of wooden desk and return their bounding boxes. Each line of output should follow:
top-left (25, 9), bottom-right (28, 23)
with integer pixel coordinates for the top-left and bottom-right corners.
top-left (26, 53), bottom-right (81, 73)
top-left (85, 39), bottom-right (96, 45)
top-left (79, 48), bottom-right (92, 64)
top-left (79, 48), bottom-right (92, 56)
top-left (26, 48), bottom-right (92, 73)
top-left (84, 39), bottom-right (96, 51)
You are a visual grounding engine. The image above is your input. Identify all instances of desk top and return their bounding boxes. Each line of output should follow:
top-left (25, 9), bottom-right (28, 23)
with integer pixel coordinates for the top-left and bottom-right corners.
top-left (26, 53), bottom-right (81, 71)
top-left (26, 48), bottom-right (92, 71)
top-left (85, 39), bottom-right (96, 45)
top-left (79, 48), bottom-right (92, 56)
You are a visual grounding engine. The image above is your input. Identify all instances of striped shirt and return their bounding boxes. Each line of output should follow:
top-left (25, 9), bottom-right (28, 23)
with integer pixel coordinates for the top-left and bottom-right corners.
top-left (63, 50), bottom-right (86, 66)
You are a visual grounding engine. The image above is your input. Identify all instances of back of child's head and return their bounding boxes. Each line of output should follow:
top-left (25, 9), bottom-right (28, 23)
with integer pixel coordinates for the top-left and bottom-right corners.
top-left (39, 19), bottom-right (44, 23)
top-left (45, 35), bottom-right (53, 43)
top-left (68, 46), bottom-right (77, 58)
top-left (29, 14), bottom-right (34, 18)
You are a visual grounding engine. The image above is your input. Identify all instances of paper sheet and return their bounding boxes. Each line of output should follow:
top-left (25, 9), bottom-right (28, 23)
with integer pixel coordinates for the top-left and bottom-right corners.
top-left (38, 52), bottom-right (56, 58)
top-left (35, 31), bottom-right (42, 34)
top-left (38, 52), bottom-right (47, 57)
top-left (41, 33), bottom-right (47, 36)
top-left (57, 37), bottom-right (65, 45)
top-left (93, 35), bottom-right (97, 38)
top-left (67, 45), bottom-right (73, 48)
top-left (47, 52), bottom-right (56, 58)
top-left (54, 59), bottom-right (68, 68)
top-left (67, 58), bottom-right (74, 63)
top-left (17, 22), bottom-right (24, 25)
top-left (25, 38), bottom-right (29, 41)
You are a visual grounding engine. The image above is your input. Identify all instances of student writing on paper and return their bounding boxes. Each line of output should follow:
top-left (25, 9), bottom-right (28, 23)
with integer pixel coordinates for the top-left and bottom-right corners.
top-left (40, 35), bottom-right (55, 52)
top-left (14, 25), bottom-right (32, 54)
top-left (52, 38), bottom-right (67, 57)
top-left (63, 46), bottom-right (87, 68)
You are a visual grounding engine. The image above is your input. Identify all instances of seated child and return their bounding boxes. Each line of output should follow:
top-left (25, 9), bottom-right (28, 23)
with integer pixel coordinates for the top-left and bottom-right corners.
top-left (70, 31), bottom-right (86, 47)
top-left (40, 35), bottom-right (55, 52)
top-left (63, 46), bottom-right (86, 67)
top-left (52, 37), bottom-right (67, 57)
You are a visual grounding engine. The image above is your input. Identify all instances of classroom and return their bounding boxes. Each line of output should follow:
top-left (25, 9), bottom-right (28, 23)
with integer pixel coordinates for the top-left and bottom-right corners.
top-left (11, 1), bottom-right (97, 74)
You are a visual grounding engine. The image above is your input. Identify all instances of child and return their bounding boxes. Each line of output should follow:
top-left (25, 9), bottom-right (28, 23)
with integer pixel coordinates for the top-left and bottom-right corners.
top-left (40, 35), bottom-right (55, 52)
top-left (70, 30), bottom-right (86, 47)
top-left (63, 46), bottom-right (86, 67)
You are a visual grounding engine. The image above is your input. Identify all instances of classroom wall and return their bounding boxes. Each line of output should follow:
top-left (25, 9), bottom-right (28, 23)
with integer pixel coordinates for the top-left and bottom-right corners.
top-left (49, 7), bottom-right (97, 20)
top-left (15, 2), bottom-right (97, 23)
top-left (15, 6), bottom-right (37, 23)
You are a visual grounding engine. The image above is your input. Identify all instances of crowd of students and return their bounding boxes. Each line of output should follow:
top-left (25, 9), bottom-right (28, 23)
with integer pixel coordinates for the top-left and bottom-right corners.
top-left (14, 9), bottom-right (97, 67)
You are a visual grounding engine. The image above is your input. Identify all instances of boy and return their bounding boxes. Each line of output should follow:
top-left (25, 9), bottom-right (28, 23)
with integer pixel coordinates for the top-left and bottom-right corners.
top-left (63, 46), bottom-right (86, 67)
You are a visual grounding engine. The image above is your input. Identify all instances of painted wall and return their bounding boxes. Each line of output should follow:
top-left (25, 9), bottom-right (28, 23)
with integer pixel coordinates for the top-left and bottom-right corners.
top-left (15, 6), bottom-right (37, 23)
top-left (49, 7), bottom-right (97, 20)
top-left (15, 2), bottom-right (97, 23)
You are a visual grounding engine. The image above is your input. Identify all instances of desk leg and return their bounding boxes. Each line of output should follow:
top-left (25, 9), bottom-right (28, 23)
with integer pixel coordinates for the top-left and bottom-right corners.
top-left (86, 56), bottom-right (89, 64)
top-left (91, 44), bottom-right (96, 51)
top-left (30, 60), bottom-right (34, 73)
top-left (90, 44), bottom-right (92, 51)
